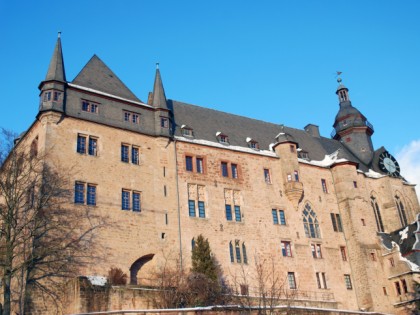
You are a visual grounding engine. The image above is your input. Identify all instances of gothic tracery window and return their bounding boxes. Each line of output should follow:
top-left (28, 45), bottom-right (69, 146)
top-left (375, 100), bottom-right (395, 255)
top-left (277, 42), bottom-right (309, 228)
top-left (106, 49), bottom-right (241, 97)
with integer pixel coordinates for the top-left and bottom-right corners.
top-left (371, 196), bottom-right (384, 232)
top-left (395, 196), bottom-right (408, 227)
top-left (303, 203), bottom-right (321, 238)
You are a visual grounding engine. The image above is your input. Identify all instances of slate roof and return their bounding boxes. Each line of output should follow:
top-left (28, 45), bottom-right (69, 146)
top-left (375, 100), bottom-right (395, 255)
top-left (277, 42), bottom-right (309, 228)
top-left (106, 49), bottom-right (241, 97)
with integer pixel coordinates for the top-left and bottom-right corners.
top-left (72, 55), bottom-right (141, 103)
top-left (45, 34), bottom-right (66, 82)
top-left (380, 215), bottom-right (420, 270)
top-left (171, 100), bottom-right (371, 171)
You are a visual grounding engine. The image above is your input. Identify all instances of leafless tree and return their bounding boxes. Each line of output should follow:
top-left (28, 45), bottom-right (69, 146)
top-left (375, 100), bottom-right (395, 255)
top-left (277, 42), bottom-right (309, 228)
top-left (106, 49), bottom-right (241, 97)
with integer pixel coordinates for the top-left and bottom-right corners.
top-left (231, 254), bottom-right (299, 315)
top-left (0, 128), bottom-right (106, 315)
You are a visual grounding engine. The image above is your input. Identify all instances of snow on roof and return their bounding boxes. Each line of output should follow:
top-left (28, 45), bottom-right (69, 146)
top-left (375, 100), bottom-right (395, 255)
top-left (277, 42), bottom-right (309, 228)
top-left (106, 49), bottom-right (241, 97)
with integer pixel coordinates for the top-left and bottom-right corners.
top-left (298, 150), bottom-right (348, 168)
top-left (175, 136), bottom-right (277, 157)
top-left (392, 241), bottom-right (420, 272)
top-left (86, 275), bottom-right (107, 286)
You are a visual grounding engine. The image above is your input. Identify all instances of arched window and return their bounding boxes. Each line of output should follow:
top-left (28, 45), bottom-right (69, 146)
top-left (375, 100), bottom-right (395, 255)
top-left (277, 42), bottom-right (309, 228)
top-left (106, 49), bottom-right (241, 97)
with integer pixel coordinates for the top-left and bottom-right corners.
top-left (229, 242), bottom-right (234, 263)
top-left (30, 136), bottom-right (38, 158)
top-left (303, 203), bottom-right (321, 238)
top-left (371, 196), bottom-right (384, 232)
top-left (395, 196), bottom-right (408, 227)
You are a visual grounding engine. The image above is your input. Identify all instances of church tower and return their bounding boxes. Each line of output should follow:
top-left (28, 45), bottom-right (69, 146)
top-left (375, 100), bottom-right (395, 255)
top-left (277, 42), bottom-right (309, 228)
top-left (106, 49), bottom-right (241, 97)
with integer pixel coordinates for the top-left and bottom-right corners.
top-left (332, 77), bottom-right (374, 165)
top-left (38, 32), bottom-right (66, 114)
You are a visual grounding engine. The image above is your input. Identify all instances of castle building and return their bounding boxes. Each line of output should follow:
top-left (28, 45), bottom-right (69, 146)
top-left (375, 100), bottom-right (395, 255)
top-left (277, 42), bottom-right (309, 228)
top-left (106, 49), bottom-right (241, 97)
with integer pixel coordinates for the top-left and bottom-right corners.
top-left (16, 34), bottom-right (420, 314)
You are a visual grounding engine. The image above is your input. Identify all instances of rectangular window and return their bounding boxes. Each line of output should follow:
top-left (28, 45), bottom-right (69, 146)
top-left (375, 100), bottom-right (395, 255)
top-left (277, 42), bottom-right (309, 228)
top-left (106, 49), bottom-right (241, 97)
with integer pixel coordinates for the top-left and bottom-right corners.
top-left (344, 274), bottom-right (352, 290)
top-left (160, 117), bottom-right (169, 128)
top-left (88, 137), bottom-right (97, 156)
top-left (77, 135), bottom-right (87, 154)
top-left (188, 200), bottom-right (196, 217)
top-left (272, 209), bottom-right (279, 224)
top-left (53, 91), bottom-right (61, 101)
top-left (340, 246), bottom-right (347, 261)
top-left (132, 192), bottom-right (141, 212)
top-left (395, 281), bottom-right (402, 295)
top-left (288, 272), bottom-right (297, 289)
top-left (132, 147), bottom-right (139, 165)
top-left (234, 205), bottom-right (241, 222)
top-left (231, 164), bottom-right (238, 179)
top-left (331, 213), bottom-right (343, 232)
top-left (290, 145), bottom-right (295, 153)
top-left (321, 179), bottom-right (328, 193)
top-left (132, 114), bottom-right (139, 124)
top-left (198, 201), bottom-right (205, 218)
top-left (240, 284), bottom-right (249, 296)
top-left (196, 158), bottom-right (204, 173)
top-left (75, 182), bottom-right (97, 205)
top-left (219, 135), bottom-right (228, 143)
top-left (281, 241), bottom-right (292, 257)
top-left (122, 190), bottom-right (130, 210)
top-left (121, 145), bottom-right (129, 163)
top-left (311, 244), bottom-right (322, 258)
top-left (322, 273), bottom-right (327, 289)
top-left (74, 182), bottom-right (85, 204)
top-left (221, 162), bottom-right (228, 177)
top-left (121, 190), bottom-right (141, 212)
top-left (279, 210), bottom-right (286, 225)
top-left (235, 241), bottom-right (241, 263)
top-left (87, 184), bottom-right (96, 206)
top-left (316, 272), bottom-right (322, 289)
top-left (186, 156), bottom-right (193, 171)
top-left (225, 204), bottom-right (232, 221)
top-left (294, 170), bottom-right (299, 182)
top-left (82, 100), bottom-right (99, 113)
top-left (124, 111), bottom-right (131, 122)
top-left (316, 272), bottom-right (327, 289)
top-left (264, 169), bottom-right (271, 183)
top-left (401, 279), bottom-right (408, 294)
top-left (353, 181), bottom-right (358, 188)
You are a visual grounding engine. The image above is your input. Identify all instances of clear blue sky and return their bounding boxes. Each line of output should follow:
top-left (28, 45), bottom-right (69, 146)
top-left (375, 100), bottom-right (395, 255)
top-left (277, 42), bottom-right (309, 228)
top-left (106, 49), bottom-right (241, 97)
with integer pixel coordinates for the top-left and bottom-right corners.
top-left (1, 0), bottom-right (419, 157)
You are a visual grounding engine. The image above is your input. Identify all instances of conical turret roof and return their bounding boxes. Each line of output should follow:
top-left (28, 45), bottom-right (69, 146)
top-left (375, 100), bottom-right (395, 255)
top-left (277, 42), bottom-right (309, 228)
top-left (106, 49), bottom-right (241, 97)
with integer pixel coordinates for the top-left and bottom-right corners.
top-left (45, 33), bottom-right (66, 82)
top-left (151, 65), bottom-right (168, 109)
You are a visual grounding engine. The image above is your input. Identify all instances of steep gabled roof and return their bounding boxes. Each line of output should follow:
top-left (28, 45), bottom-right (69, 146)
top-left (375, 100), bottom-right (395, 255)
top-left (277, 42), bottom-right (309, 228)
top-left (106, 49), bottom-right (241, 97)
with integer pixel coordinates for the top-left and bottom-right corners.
top-left (72, 55), bottom-right (141, 102)
top-left (45, 34), bottom-right (66, 82)
top-left (171, 100), bottom-right (367, 170)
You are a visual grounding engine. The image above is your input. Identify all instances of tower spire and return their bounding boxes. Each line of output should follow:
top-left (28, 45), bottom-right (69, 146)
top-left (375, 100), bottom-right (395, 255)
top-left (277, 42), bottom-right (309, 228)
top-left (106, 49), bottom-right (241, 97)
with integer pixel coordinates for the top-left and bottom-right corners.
top-left (45, 32), bottom-right (66, 82)
top-left (151, 63), bottom-right (167, 109)
top-left (332, 76), bottom-right (374, 165)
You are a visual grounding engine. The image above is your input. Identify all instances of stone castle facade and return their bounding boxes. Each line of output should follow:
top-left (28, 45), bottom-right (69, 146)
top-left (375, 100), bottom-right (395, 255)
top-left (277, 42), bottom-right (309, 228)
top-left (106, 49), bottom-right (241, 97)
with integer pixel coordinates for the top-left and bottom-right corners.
top-left (14, 35), bottom-right (420, 314)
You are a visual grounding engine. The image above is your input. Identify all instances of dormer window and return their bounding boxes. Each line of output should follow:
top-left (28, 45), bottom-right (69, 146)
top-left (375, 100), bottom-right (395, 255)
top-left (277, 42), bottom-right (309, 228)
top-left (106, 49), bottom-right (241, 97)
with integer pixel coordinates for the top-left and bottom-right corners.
top-left (298, 151), bottom-right (309, 160)
top-left (181, 125), bottom-right (193, 137)
top-left (216, 132), bottom-right (229, 144)
top-left (246, 137), bottom-right (259, 150)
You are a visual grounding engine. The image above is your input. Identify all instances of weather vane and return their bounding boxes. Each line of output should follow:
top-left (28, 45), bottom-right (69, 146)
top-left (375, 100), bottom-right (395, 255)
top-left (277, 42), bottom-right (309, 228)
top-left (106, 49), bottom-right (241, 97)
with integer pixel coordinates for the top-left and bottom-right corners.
top-left (335, 71), bottom-right (343, 83)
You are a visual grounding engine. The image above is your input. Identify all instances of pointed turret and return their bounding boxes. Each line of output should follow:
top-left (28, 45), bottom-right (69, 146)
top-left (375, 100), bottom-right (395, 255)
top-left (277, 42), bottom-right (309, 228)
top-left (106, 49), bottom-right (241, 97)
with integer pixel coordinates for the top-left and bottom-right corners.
top-left (151, 63), bottom-right (168, 109)
top-left (45, 32), bottom-right (66, 82)
top-left (38, 33), bottom-right (67, 114)
top-left (332, 77), bottom-right (374, 165)
top-left (150, 64), bottom-right (173, 137)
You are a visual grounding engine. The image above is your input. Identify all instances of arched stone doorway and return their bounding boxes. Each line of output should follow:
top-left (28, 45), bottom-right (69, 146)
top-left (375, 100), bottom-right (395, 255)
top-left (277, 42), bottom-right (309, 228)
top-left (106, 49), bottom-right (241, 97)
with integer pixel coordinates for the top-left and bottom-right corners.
top-left (129, 254), bottom-right (154, 285)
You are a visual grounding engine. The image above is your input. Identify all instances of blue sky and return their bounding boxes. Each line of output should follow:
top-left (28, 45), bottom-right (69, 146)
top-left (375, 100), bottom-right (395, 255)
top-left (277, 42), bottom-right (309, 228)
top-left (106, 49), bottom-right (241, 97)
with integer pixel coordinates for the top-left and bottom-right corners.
top-left (1, 1), bottom-right (420, 185)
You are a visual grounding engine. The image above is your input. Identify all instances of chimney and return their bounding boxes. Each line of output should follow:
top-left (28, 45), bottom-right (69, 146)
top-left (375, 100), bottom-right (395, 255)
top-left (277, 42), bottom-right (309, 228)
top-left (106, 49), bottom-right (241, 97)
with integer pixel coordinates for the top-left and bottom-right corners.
top-left (304, 124), bottom-right (320, 138)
